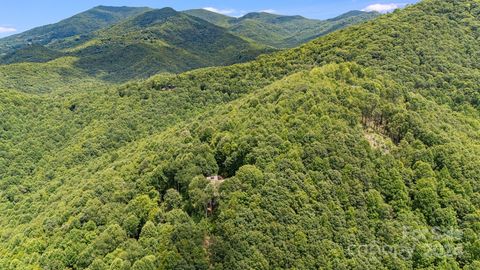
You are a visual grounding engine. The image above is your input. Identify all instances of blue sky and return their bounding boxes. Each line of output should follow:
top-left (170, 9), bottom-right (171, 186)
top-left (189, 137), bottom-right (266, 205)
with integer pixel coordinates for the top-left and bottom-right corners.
top-left (0, 0), bottom-right (419, 38)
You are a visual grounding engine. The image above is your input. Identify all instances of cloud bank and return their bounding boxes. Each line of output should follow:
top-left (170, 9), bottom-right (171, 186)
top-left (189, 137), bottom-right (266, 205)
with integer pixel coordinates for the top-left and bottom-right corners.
top-left (0, 26), bottom-right (16, 33)
top-left (362, 3), bottom-right (404, 13)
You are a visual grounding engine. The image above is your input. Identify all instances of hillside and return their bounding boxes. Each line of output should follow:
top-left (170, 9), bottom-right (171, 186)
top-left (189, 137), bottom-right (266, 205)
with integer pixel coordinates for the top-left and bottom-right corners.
top-left (2, 0), bottom-right (480, 269)
top-left (182, 9), bottom-right (234, 28)
top-left (0, 6), bottom-right (151, 54)
top-left (0, 7), bottom-right (377, 83)
top-left (0, 7), bottom-right (272, 83)
top-left (69, 8), bottom-right (272, 82)
top-left (0, 44), bottom-right (65, 64)
top-left (0, 57), bottom-right (109, 94)
top-left (184, 9), bottom-right (380, 48)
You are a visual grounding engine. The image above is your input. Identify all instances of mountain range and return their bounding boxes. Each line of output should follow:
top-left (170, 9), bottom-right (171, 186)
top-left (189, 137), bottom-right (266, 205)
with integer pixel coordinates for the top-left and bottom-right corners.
top-left (2, 0), bottom-right (480, 269)
top-left (184, 9), bottom-right (379, 48)
top-left (0, 6), bottom-right (151, 52)
top-left (0, 6), bottom-right (378, 82)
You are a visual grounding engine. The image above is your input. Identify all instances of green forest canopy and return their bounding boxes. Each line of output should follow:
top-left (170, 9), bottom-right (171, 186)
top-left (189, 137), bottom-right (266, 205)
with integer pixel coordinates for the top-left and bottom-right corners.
top-left (2, 0), bottom-right (480, 269)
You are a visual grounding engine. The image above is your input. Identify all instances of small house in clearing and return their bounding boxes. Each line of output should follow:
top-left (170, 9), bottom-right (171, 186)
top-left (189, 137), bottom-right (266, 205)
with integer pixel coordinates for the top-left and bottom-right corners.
top-left (206, 175), bottom-right (224, 181)
top-left (206, 175), bottom-right (226, 216)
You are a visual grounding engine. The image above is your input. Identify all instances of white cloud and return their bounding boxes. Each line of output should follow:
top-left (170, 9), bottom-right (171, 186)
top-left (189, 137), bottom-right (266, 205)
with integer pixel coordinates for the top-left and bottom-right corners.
top-left (362, 3), bottom-right (404, 13)
top-left (203, 7), bottom-right (235, 15)
top-left (0, 26), bottom-right (16, 33)
top-left (259, 9), bottom-right (277, 14)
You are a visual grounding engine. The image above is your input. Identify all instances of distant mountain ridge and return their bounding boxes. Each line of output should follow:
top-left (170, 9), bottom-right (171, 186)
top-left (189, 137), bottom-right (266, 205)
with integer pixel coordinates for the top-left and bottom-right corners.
top-left (0, 6), bottom-right (151, 54)
top-left (0, 6), bottom-right (379, 82)
top-left (183, 9), bottom-right (380, 48)
top-left (0, 7), bottom-right (272, 82)
top-left (69, 7), bottom-right (272, 81)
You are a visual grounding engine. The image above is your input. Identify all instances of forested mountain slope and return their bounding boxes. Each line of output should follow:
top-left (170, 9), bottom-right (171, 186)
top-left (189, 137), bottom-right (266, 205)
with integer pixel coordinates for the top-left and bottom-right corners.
top-left (0, 44), bottom-right (64, 64)
top-left (69, 8), bottom-right (271, 82)
top-left (0, 7), bottom-right (272, 83)
top-left (0, 6), bottom-right (377, 84)
top-left (2, 0), bottom-right (480, 269)
top-left (0, 57), bottom-right (109, 94)
top-left (184, 9), bottom-right (379, 48)
top-left (0, 6), bottom-right (151, 54)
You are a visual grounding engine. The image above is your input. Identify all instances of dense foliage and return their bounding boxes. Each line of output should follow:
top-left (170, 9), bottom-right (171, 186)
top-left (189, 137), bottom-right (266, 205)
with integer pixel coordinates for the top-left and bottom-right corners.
top-left (0, 57), bottom-right (109, 94)
top-left (2, 0), bottom-right (480, 269)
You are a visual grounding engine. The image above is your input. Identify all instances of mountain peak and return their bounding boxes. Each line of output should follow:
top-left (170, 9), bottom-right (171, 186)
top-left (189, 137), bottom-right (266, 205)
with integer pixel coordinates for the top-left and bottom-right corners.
top-left (88, 5), bottom-right (152, 15)
top-left (240, 12), bottom-right (309, 23)
top-left (183, 9), bottom-right (235, 28)
top-left (184, 8), bottom-right (377, 48)
top-left (142, 7), bottom-right (178, 16)
top-left (328, 10), bottom-right (379, 21)
top-left (186, 8), bottom-right (233, 17)
top-left (158, 7), bottom-right (177, 13)
top-left (0, 5), bottom-right (150, 53)
top-left (130, 7), bottom-right (179, 27)
top-left (241, 12), bottom-right (279, 19)
top-left (93, 5), bottom-right (128, 10)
